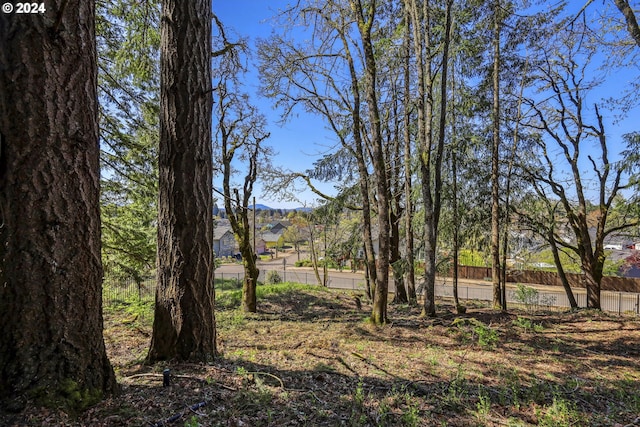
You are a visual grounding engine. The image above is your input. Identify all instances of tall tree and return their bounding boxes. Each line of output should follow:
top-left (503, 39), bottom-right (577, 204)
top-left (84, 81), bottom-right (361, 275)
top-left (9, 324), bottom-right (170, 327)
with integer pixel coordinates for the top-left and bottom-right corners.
top-left (147, 0), bottom-right (216, 362)
top-left (258, 0), bottom-right (389, 322)
top-left (405, 0), bottom-right (453, 316)
top-left (0, 0), bottom-right (118, 410)
top-left (490, 0), bottom-right (503, 310)
top-left (97, 0), bottom-right (160, 283)
top-left (402, 7), bottom-right (417, 303)
top-left (521, 23), bottom-right (639, 309)
top-left (373, 2), bottom-right (411, 305)
top-left (439, 0), bottom-right (492, 314)
top-left (351, 0), bottom-right (392, 324)
top-left (478, 0), bottom-right (544, 311)
top-left (216, 80), bottom-right (270, 313)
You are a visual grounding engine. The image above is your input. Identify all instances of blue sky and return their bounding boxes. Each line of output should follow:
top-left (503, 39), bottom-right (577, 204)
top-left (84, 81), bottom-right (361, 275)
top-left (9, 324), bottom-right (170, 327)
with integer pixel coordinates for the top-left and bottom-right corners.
top-left (213, 0), bottom-right (640, 208)
top-left (214, 1), bottom-right (337, 209)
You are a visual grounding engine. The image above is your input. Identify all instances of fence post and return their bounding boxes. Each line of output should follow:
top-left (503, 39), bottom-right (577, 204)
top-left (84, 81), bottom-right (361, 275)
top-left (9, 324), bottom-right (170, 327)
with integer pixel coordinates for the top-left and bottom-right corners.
top-left (619, 292), bottom-right (622, 315)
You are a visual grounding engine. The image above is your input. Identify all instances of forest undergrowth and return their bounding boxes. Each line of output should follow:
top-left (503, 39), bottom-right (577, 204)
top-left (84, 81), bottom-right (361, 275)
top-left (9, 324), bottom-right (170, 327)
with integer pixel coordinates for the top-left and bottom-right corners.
top-left (2, 283), bottom-right (640, 426)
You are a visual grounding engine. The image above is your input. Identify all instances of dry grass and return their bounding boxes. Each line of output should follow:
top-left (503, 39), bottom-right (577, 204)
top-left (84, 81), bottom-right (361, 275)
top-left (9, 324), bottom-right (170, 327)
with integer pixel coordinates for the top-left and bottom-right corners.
top-left (2, 283), bottom-right (640, 426)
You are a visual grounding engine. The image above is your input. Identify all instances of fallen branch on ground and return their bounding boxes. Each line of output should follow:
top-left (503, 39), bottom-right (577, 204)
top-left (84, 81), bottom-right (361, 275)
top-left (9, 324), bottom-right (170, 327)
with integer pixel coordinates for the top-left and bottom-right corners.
top-left (148, 401), bottom-right (207, 427)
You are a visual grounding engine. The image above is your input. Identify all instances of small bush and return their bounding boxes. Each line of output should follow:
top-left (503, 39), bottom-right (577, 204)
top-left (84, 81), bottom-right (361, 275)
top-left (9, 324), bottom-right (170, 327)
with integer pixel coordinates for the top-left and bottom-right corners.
top-left (513, 284), bottom-right (539, 311)
top-left (538, 396), bottom-right (583, 427)
top-left (452, 317), bottom-right (499, 349)
top-left (293, 258), bottom-right (339, 269)
top-left (266, 270), bottom-right (282, 285)
top-left (512, 316), bottom-right (544, 332)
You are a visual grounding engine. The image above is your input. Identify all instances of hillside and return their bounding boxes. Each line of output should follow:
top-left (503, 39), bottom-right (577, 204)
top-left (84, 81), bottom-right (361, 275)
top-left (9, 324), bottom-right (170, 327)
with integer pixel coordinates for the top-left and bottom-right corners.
top-left (3, 284), bottom-right (639, 426)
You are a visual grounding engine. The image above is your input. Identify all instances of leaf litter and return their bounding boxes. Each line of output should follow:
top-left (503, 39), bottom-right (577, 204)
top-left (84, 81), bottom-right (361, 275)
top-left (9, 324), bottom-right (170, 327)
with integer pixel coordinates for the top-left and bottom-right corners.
top-left (1, 285), bottom-right (639, 426)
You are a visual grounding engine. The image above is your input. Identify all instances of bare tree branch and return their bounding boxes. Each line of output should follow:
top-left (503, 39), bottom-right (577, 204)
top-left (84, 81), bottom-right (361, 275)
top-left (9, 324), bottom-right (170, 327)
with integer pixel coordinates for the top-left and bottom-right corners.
top-left (614, 0), bottom-right (640, 48)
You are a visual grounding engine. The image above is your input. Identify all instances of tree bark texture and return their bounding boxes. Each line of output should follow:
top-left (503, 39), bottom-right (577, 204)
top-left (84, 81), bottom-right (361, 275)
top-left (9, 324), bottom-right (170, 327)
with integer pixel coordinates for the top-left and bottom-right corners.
top-left (391, 210), bottom-right (408, 304)
top-left (0, 0), bottom-right (118, 410)
top-left (403, 7), bottom-right (417, 304)
top-left (352, 1), bottom-right (390, 324)
top-left (389, 113), bottom-right (407, 304)
top-left (223, 187), bottom-right (259, 313)
top-left (548, 230), bottom-right (578, 309)
top-left (148, 0), bottom-right (216, 362)
top-left (614, 0), bottom-right (640, 48)
top-left (452, 142), bottom-right (461, 312)
top-left (336, 4), bottom-right (377, 303)
top-left (491, 0), bottom-right (503, 310)
top-left (405, 0), bottom-right (437, 317)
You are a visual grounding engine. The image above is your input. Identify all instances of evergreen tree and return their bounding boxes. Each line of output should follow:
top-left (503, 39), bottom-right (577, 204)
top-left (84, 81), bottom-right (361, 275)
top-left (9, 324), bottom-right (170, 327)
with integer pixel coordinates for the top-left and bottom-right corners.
top-left (0, 0), bottom-right (118, 410)
top-left (147, 0), bottom-right (216, 362)
top-left (97, 0), bottom-right (160, 282)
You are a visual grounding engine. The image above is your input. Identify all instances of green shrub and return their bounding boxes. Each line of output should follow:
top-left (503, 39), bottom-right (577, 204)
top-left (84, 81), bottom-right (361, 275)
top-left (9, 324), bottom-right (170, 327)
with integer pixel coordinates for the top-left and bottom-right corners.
top-left (452, 317), bottom-right (499, 349)
top-left (512, 316), bottom-right (544, 332)
top-left (513, 284), bottom-right (539, 311)
top-left (266, 270), bottom-right (282, 285)
top-left (538, 396), bottom-right (583, 427)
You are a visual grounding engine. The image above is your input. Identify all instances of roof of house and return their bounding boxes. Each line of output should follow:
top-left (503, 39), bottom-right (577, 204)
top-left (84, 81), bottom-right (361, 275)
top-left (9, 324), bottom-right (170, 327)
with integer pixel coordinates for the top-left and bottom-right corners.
top-left (261, 231), bottom-right (283, 243)
top-left (270, 221), bottom-right (291, 231)
top-left (214, 226), bottom-right (234, 240)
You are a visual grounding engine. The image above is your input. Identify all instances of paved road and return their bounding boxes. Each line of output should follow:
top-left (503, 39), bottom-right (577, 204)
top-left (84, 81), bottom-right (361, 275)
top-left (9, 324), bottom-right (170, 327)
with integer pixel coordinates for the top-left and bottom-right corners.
top-left (218, 252), bottom-right (533, 292)
top-left (217, 252), bottom-right (493, 293)
top-left (215, 253), bottom-right (640, 314)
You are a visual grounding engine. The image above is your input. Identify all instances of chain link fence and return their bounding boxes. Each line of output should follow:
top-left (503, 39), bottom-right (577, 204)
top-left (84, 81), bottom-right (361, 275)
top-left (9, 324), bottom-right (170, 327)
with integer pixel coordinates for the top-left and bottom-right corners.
top-left (103, 269), bottom-right (640, 316)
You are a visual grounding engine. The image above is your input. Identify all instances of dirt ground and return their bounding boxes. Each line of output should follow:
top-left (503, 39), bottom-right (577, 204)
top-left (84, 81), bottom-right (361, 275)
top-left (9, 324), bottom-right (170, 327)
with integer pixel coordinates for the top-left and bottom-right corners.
top-left (2, 284), bottom-right (640, 426)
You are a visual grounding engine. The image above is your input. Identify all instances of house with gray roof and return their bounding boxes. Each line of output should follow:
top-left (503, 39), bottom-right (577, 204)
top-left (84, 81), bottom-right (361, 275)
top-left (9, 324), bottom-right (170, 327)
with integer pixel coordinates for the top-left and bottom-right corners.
top-left (214, 226), bottom-right (238, 257)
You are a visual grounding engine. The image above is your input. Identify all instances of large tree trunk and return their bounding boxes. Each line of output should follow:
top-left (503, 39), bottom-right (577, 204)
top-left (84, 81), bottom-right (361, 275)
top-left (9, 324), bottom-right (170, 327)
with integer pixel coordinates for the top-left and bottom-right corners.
top-left (0, 1), bottom-right (118, 411)
top-left (583, 255), bottom-right (603, 310)
top-left (147, 0), bottom-right (216, 362)
top-left (339, 20), bottom-right (376, 301)
top-left (584, 273), bottom-right (601, 309)
top-left (452, 141), bottom-right (462, 313)
top-left (416, 0), bottom-right (452, 317)
top-left (405, 0), bottom-right (437, 317)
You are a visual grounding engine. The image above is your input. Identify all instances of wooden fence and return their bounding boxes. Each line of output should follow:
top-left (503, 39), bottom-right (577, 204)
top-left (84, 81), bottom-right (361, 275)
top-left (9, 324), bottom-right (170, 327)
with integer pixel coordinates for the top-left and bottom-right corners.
top-left (453, 265), bottom-right (640, 293)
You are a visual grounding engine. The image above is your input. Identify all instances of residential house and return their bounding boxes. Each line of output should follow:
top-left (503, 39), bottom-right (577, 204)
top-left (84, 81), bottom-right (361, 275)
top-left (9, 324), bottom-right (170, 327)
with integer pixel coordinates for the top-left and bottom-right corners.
top-left (261, 231), bottom-right (284, 249)
top-left (254, 238), bottom-right (267, 254)
top-left (214, 226), bottom-right (238, 257)
top-left (269, 221), bottom-right (291, 234)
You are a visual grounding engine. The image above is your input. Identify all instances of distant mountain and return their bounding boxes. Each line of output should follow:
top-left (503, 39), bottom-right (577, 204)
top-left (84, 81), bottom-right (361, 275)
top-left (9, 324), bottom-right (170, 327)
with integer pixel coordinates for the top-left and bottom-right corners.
top-left (248, 203), bottom-right (274, 210)
top-left (217, 203), bottom-right (313, 213)
top-left (248, 204), bottom-right (313, 212)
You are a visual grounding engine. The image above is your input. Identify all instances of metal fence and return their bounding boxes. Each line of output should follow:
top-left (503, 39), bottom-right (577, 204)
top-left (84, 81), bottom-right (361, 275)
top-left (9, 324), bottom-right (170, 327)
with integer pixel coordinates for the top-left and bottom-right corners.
top-left (433, 281), bottom-right (640, 315)
top-left (103, 269), bottom-right (640, 315)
